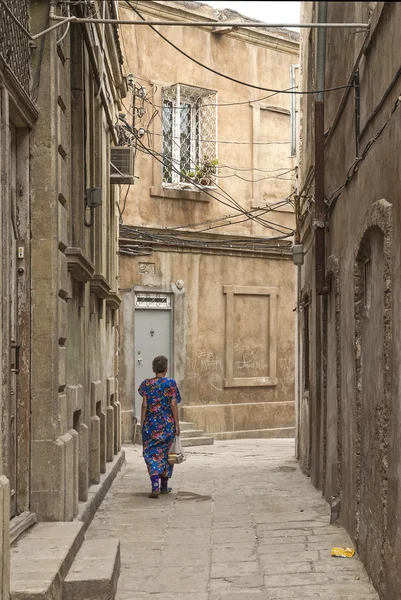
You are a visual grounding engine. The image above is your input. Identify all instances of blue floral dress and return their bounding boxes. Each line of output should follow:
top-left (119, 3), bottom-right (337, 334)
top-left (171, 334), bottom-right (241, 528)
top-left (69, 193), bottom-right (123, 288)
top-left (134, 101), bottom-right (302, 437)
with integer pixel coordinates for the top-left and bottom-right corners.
top-left (138, 377), bottom-right (182, 477)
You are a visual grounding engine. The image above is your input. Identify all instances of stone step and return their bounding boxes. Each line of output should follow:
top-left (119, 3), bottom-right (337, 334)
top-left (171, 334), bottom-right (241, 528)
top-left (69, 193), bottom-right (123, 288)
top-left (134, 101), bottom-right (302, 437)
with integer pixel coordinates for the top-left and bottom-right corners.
top-left (64, 538), bottom-right (120, 600)
top-left (11, 522), bottom-right (85, 600)
top-left (179, 429), bottom-right (204, 439)
top-left (10, 511), bottom-right (37, 545)
top-left (181, 436), bottom-right (214, 447)
top-left (179, 421), bottom-right (196, 431)
top-left (212, 427), bottom-right (295, 440)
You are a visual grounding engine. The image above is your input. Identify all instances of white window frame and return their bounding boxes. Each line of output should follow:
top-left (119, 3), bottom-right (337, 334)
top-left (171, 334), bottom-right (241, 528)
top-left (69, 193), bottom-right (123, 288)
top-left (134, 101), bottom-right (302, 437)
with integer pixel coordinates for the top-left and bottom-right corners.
top-left (162, 83), bottom-right (217, 189)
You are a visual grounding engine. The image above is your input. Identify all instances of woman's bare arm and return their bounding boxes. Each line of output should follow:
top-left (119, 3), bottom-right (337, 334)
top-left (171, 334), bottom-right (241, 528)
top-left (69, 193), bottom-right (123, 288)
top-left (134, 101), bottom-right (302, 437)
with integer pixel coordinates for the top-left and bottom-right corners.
top-left (171, 399), bottom-right (180, 436)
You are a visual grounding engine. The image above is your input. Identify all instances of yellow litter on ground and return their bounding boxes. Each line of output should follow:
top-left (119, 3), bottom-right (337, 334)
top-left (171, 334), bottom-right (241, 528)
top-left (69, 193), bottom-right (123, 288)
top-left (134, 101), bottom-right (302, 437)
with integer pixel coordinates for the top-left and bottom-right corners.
top-left (331, 547), bottom-right (355, 558)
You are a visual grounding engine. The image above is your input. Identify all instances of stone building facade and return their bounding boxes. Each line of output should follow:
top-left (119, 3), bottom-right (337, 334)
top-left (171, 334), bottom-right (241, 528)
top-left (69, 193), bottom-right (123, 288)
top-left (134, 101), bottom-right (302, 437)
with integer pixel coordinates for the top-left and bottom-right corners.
top-left (296, 2), bottom-right (401, 598)
top-left (0, 1), bottom-right (125, 596)
top-left (118, 0), bottom-right (299, 441)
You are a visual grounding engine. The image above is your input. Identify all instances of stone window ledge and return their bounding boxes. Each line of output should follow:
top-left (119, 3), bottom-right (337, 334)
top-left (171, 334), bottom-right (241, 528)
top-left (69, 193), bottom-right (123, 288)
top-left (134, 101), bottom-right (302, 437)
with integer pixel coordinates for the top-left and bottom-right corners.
top-left (90, 275), bottom-right (111, 299)
top-left (150, 185), bottom-right (211, 203)
top-left (106, 291), bottom-right (122, 311)
top-left (65, 247), bottom-right (95, 283)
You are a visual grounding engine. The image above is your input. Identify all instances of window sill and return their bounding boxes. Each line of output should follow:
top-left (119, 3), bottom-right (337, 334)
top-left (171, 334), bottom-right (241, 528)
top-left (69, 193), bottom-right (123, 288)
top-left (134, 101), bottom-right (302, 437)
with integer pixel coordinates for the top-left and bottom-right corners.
top-left (65, 247), bottom-right (95, 283)
top-left (150, 185), bottom-right (211, 203)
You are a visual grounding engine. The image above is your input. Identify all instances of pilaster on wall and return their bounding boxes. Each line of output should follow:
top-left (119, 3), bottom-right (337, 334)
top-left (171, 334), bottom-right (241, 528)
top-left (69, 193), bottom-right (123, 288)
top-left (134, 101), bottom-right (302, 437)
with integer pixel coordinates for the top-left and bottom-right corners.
top-left (119, 290), bottom-right (136, 443)
top-left (31, 439), bottom-right (65, 521)
top-left (60, 430), bottom-right (79, 521)
top-left (107, 377), bottom-right (121, 458)
top-left (29, 2), bottom-right (122, 523)
top-left (89, 380), bottom-right (106, 484)
top-left (30, 19), bottom-right (69, 518)
top-left (106, 404), bottom-right (114, 463)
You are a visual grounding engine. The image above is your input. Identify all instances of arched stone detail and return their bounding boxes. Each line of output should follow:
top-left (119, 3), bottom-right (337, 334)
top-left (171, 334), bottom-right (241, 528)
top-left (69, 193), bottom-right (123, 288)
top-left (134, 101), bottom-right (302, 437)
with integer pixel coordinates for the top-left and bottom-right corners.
top-left (353, 198), bottom-right (392, 588)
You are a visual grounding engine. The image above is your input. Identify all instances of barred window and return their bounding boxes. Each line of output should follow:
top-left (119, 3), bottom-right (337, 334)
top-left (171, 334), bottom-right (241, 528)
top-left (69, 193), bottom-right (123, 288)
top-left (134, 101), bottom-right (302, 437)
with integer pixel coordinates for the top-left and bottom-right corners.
top-left (162, 84), bottom-right (217, 187)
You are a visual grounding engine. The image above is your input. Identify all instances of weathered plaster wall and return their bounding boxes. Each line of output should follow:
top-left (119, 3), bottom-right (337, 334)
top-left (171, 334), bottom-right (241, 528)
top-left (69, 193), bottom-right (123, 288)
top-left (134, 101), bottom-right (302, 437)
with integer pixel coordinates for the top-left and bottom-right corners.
top-left (119, 0), bottom-right (298, 238)
top-left (297, 3), bottom-right (401, 597)
top-left (120, 249), bottom-right (295, 436)
top-left (0, 2), bottom-right (35, 594)
top-left (29, 1), bottom-right (123, 522)
top-left (118, 0), bottom-right (298, 438)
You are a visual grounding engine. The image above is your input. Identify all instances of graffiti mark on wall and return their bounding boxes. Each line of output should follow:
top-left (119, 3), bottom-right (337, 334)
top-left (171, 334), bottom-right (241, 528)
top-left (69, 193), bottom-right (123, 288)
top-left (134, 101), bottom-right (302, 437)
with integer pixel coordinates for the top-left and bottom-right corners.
top-left (187, 349), bottom-right (224, 403)
top-left (277, 348), bottom-right (294, 395)
top-left (233, 341), bottom-right (269, 377)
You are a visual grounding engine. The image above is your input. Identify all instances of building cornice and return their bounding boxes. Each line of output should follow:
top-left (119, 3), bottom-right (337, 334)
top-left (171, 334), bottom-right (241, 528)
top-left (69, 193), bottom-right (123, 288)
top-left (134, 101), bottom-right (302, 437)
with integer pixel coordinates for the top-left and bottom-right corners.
top-left (119, 1), bottom-right (299, 56)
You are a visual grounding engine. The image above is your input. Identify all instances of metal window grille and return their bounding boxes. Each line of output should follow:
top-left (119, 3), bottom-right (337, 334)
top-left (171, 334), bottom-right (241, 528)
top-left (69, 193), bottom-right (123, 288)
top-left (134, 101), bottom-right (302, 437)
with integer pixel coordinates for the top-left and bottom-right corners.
top-left (0, 0), bottom-right (30, 95)
top-left (162, 83), bottom-right (217, 186)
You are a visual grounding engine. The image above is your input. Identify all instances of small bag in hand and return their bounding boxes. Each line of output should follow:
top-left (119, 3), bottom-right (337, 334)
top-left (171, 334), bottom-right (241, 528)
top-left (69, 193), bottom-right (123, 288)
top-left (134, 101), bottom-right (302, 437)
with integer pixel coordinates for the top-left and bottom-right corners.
top-left (168, 436), bottom-right (186, 465)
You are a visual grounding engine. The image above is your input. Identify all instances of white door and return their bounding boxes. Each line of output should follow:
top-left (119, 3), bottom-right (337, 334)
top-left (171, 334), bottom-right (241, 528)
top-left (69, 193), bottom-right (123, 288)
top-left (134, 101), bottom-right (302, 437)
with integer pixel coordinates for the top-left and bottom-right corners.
top-left (134, 294), bottom-right (172, 418)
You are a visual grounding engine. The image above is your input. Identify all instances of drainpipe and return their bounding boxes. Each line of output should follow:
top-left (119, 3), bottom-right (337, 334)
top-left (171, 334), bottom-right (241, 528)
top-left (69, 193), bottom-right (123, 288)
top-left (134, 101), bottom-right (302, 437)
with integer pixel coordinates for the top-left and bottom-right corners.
top-left (315, 1), bottom-right (329, 295)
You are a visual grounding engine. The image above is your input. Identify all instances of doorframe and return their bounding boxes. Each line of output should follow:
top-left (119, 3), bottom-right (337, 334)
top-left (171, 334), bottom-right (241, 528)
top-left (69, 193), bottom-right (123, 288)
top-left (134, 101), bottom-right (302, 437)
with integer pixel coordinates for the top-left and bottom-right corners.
top-left (7, 98), bottom-right (31, 516)
top-left (134, 287), bottom-right (175, 377)
top-left (133, 284), bottom-right (186, 387)
top-left (132, 283), bottom-right (187, 423)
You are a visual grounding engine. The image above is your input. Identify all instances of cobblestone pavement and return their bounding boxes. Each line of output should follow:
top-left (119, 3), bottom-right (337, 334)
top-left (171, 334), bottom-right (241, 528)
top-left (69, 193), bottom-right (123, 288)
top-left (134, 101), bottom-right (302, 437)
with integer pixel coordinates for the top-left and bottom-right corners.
top-left (86, 439), bottom-right (378, 600)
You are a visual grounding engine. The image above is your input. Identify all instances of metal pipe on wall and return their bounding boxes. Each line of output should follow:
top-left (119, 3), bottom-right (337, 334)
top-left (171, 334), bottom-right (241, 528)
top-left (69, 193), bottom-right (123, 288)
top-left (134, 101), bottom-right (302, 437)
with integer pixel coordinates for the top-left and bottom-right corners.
top-left (315, 1), bottom-right (329, 295)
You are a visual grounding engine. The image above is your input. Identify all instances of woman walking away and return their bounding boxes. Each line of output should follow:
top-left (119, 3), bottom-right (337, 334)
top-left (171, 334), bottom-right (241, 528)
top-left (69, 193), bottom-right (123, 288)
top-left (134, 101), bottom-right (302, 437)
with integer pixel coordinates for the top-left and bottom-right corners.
top-left (139, 355), bottom-right (181, 498)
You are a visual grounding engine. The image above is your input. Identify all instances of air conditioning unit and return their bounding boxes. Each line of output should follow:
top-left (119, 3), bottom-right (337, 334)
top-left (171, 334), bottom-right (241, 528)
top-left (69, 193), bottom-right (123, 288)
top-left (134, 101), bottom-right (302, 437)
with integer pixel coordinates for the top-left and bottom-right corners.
top-left (110, 147), bottom-right (135, 184)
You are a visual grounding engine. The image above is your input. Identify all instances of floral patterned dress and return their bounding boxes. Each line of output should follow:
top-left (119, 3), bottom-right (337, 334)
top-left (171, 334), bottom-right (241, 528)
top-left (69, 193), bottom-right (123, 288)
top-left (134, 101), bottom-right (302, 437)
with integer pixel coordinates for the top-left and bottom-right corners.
top-left (138, 377), bottom-right (182, 477)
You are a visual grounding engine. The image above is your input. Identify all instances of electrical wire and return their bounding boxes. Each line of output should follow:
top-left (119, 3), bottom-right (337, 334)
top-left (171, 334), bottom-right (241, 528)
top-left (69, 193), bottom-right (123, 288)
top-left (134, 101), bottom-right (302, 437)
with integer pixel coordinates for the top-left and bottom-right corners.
top-left (217, 170), bottom-right (295, 183)
top-left (132, 136), bottom-right (286, 227)
top-left (129, 129), bottom-right (284, 228)
top-left (219, 165), bottom-right (296, 173)
top-left (327, 92), bottom-right (401, 212)
top-left (358, 63), bottom-right (401, 140)
top-left (118, 184), bottom-right (131, 224)
top-left (134, 135), bottom-right (296, 232)
top-left (57, 2), bottom-right (71, 45)
top-left (130, 100), bottom-right (296, 181)
top-left (132, 136), bottom-right (294, 236)
top-left (167, 198), bottom-right (294, 231)
top-left (120, 224), bottom-right (293, 249)
top-left (138, 81), bottom-right (298, 108)
top-left (124, 0), bottom-right (354, 96)
top-left (133, 124), bottom-right (296, 232)
top-left (196, 200), bottom-right (294, 233)
top-left (148, 129), bottom-right (291, 146)
top-left (123, 98), bottom-right (297, 180)
top-left (123, 101), bottom-right (296, 173)
top-left (118, 100), bottom-right (296, 234)
top-left (122, 95), bottom-right (296, 173)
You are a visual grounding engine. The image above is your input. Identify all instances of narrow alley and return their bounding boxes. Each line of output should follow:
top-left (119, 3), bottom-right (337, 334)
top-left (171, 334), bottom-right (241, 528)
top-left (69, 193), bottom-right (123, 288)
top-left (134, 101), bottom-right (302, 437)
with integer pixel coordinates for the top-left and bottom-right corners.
top-left (86, 440), bottom-right (378, 599)
top-left (2, 1), bottom-right (401, 599)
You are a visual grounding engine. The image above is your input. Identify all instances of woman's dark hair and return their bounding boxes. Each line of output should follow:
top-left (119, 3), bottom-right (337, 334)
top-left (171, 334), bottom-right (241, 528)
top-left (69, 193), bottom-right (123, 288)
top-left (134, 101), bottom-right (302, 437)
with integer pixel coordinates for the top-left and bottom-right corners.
top-left (152, 355), bottom-right (168, 374)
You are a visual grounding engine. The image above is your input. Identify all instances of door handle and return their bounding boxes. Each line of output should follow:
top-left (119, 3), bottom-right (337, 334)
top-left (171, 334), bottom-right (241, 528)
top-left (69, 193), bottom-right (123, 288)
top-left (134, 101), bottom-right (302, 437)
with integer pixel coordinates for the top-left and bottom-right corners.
top-left (137, 357), bottom-right (142, 364)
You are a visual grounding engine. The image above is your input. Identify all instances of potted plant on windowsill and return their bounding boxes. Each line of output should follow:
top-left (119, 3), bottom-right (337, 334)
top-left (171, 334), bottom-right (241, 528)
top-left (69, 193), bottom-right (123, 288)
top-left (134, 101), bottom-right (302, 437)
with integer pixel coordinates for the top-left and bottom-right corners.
top-left (182, 156), bottom-right (218, 187)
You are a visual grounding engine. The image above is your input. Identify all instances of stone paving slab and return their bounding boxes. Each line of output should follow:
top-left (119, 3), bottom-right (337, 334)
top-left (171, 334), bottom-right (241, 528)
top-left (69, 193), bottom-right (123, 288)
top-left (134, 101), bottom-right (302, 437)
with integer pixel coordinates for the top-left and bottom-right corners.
top-left (85, 440), bottom-right (379, 600)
